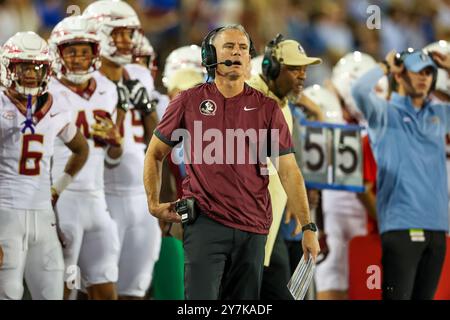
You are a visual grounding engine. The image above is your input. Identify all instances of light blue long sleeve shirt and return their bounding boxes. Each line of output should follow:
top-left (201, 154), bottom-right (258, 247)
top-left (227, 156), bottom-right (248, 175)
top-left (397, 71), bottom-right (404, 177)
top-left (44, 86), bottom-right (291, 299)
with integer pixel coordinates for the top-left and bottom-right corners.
top-left (352, 66), bottom-right (450, 234)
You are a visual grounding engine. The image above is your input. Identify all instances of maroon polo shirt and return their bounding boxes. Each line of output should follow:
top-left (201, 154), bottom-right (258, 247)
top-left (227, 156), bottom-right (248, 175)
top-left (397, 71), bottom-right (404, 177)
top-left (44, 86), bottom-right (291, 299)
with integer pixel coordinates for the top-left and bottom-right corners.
top-left (155, 82), bottom-right (294, 234)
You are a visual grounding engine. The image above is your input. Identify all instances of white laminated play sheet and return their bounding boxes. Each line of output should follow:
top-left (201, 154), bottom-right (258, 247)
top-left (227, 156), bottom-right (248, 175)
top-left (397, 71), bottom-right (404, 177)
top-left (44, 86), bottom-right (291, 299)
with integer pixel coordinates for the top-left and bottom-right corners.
top-left (287, 255), bottom-right (315, 300)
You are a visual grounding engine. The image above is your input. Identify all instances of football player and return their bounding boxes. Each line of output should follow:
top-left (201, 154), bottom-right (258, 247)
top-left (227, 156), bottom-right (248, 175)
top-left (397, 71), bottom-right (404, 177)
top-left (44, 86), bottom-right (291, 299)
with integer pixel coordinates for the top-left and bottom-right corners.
top-left (83, 0), bottom-right (161, 299)
top-left (0, 32), bottom-right (88, 300)
top-left (48, 15), bottom-right (124, 300)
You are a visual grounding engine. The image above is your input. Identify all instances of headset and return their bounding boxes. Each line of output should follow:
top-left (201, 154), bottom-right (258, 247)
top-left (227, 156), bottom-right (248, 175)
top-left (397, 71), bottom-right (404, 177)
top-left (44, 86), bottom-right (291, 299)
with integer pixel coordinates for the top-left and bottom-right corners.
top-left (201, 26), bottom-right (256, 79)
top-left (393, 49), bottom-right (438, 91)
top-left (262, 34), bottom-right (284, 81)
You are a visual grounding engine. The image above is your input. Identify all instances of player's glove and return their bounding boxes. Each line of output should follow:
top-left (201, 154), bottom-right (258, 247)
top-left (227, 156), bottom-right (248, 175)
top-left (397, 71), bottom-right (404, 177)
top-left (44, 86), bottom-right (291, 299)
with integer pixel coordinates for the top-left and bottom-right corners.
top-left (91, 114), bottom-right (123, 147)
top-left (116, 81), bottom-right (130, 113)
top-left (123, 79), bottom-right (155, 114)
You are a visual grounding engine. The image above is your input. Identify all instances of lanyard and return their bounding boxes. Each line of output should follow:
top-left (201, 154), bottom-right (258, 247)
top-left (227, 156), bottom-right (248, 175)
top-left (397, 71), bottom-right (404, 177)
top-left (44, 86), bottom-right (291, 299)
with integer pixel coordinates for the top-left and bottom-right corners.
top-left (21, 94), bottom-right (35, 134)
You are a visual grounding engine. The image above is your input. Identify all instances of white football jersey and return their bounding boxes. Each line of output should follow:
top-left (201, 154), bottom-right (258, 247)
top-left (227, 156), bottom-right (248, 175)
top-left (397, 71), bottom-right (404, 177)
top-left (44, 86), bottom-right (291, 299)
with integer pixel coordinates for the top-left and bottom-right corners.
top-left (0, 91), bottom-right (75, 210)
top-left (104, 64), bottom-right (157, 195)
top-left (49, 72), bottom-right (118, 191)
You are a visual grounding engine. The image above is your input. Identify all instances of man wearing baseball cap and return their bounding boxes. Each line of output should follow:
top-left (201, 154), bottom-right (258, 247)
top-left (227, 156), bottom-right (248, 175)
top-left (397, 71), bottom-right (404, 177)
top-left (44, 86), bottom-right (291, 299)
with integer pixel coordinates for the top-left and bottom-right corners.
top-left (247, 35), bottom-right (322, 300)
top-left (352, 48), bottom-right (450, 300)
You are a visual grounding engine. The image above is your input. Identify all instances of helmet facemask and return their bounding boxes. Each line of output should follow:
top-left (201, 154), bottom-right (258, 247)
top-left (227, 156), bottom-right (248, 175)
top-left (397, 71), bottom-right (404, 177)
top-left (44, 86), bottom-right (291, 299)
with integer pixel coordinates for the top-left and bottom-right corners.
top-left (1, 32), bottom-right (52, 98)
top-left (82, 0), bottom-right (143, 66)
top-left (3, 59), bottom-right (51, 96)
top-left (101, 25), bottom-right (142, 66)
top-left (57, 41), bottom-right (100, 84)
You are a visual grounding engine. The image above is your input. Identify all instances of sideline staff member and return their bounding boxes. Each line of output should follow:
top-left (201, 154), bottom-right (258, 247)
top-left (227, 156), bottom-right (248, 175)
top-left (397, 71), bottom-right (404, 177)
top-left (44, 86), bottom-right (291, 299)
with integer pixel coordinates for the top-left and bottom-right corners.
top-left (352, 49), bottom-right (450, 300)
top-left (247, 36), bottom-right (322, 300)
top-left (144, 24), bottom-right (320, 300)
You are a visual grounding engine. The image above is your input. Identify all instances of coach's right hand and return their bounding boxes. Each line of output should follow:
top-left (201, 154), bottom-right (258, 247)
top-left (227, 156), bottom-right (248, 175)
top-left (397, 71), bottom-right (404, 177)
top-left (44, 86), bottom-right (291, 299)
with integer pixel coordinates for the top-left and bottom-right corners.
top-left (150, 202), bottom-right (182, 223)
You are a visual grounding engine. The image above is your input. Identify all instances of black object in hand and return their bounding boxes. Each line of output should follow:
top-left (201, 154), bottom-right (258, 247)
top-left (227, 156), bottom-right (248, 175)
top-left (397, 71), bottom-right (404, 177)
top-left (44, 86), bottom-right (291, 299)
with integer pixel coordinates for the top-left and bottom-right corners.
top-left (175, 198), bottom-right (197, 224)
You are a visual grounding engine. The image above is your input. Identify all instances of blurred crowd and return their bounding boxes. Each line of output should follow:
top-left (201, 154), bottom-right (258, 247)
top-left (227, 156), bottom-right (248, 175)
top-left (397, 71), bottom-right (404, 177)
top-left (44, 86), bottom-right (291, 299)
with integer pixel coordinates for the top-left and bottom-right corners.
top-left (1, 0), bottom-right (449, 90)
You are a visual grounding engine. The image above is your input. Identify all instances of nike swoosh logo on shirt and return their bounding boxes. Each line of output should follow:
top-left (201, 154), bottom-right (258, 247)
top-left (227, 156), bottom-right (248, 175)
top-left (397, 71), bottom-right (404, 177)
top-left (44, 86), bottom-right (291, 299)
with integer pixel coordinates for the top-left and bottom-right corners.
top-left (244, 106), bottom-right (257, 111)
top-left (50, 113), bottom-right (60, 118)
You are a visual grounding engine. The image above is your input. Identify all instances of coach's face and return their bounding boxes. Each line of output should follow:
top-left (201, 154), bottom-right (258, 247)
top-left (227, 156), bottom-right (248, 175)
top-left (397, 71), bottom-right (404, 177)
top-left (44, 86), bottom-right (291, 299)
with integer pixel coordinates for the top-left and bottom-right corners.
top-left (214, 29), bottom-right (251, 81)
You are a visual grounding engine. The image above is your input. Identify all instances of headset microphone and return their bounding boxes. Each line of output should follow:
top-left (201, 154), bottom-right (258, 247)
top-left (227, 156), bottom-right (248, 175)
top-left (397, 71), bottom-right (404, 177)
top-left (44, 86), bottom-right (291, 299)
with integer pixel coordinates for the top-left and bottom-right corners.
top-left (205, 59), bottom-right (233, 68)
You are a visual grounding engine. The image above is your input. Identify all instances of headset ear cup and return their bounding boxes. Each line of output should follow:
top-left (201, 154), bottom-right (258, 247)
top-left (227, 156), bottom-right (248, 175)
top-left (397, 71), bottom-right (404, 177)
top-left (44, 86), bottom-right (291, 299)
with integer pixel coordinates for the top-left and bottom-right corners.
top-left (201, 44), bottom-right (207, 65)
top-left (262, 54), bottom-right (280, 81)
top-left (208, 43), bottom-right (217, 67)
top-left (262, 53), bottom-right (271, 79)
top-left (262, 34), bottom-right (284, 80)
top-left (201, 42), bottom-right (215, 67)
top-left (201, 27), bottom-right (223, 78)
top-left (249, 39), bottom-right (257, 58)
top-left (262, 45), bottom-right (276, 80)
top-left (205, 43), bottom-right (217, 77)
top-left (270, 58), bottom-right (280, 79)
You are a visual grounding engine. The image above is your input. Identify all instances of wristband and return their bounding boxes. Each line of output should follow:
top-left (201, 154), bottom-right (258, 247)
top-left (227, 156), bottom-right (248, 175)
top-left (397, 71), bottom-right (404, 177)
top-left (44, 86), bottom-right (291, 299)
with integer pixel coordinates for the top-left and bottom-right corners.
top-left (52, 173), bottom-right (73, 195)
top-left (105, 146), bottom-right (122, 166)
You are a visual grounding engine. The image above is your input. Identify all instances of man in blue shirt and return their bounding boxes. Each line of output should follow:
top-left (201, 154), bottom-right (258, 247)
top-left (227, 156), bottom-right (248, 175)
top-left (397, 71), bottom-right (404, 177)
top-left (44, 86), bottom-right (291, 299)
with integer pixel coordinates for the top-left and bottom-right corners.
top-left (352, 49), bottom-right (450, 299)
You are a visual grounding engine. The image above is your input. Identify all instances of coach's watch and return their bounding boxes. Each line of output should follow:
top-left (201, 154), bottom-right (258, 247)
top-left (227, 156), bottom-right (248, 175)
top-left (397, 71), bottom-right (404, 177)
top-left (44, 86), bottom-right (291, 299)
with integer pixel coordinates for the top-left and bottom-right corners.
top-left (302, 222), bottom-right (318, 233)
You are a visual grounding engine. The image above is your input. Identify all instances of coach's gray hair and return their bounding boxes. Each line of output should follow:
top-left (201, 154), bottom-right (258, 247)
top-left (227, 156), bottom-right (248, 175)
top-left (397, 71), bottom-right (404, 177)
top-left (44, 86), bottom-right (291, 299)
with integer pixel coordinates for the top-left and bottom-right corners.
top-left (210, 24), bottom-right (251, 48)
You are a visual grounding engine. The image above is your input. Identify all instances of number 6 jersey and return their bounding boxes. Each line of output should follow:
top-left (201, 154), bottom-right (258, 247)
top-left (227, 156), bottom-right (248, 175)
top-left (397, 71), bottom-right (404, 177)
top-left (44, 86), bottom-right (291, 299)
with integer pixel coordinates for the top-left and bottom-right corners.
top-left (0, 91), bottom-right (76, 210)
